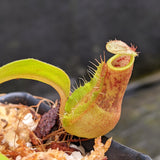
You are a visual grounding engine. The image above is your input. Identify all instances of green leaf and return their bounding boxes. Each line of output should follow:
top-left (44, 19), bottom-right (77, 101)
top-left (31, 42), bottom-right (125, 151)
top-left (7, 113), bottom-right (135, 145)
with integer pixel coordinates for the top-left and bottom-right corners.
top-left (0, 153), bottom-right (9, 160)
top-left (0, 58), bottom-right (70, 115)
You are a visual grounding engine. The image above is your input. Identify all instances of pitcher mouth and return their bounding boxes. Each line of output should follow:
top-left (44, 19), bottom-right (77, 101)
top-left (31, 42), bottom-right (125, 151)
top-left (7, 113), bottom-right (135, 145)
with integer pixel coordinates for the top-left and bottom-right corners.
top-left (107, 54), bottom-right (135, 71)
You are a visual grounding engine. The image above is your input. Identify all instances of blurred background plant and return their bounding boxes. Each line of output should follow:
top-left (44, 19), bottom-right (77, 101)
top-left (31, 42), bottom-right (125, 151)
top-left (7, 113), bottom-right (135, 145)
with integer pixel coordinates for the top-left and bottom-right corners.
top-left (0, 0), bottom-right (159, 159)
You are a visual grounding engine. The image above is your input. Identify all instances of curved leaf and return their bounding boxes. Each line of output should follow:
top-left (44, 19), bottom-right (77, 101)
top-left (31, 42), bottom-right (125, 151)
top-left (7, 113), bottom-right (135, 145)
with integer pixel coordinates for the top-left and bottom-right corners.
top-left (0, 58), bottom-right (70, 115)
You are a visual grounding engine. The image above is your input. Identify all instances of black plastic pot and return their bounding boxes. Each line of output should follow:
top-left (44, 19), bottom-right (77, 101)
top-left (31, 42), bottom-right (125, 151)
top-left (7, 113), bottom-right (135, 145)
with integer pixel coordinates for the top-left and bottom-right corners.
top-left (0, 92), bottom-right (152, 160)
top-left (0, 92), bottom-right (50, 114)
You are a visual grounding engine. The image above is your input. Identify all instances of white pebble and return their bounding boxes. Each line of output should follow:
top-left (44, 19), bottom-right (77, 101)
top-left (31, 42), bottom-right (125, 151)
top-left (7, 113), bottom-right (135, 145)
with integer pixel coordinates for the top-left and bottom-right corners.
top-left (65, 151), bottom-right (83, 160)
top-left (15, 155), bottom-right (22, 160)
